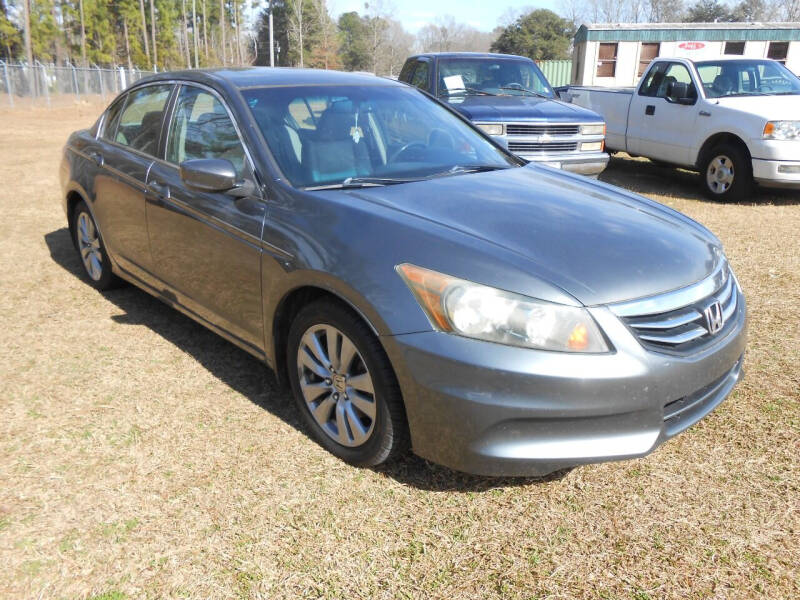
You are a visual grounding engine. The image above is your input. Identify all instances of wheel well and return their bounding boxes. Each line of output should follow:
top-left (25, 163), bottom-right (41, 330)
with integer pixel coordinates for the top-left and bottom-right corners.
top-left (65, 191), bottom-right (84, 248)
top-left (272, 286), bottom-right (374, 388)
top-left (696, 133), bottom-right (751, 170)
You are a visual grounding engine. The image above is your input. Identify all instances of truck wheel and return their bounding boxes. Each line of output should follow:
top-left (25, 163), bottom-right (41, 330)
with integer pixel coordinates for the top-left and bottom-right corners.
top-left (700, 143), bottom-right (753, 202)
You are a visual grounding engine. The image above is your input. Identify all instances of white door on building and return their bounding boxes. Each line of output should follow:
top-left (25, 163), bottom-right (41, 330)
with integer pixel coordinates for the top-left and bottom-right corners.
top-left (627, 61), bottom-right (700, 165)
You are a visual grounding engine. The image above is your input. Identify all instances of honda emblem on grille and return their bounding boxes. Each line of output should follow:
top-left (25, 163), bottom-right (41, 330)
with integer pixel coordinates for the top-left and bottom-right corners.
top-left (703, 301), bottom-right (724, 334)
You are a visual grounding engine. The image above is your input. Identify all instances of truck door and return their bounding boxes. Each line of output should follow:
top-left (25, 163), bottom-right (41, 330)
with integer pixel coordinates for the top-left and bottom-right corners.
top-left (627, 62), bottom-right (699, 165)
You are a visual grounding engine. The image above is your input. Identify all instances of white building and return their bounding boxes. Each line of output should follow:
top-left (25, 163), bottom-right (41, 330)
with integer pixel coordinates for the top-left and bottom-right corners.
top-left (572, 22), bottom-right (800, 87)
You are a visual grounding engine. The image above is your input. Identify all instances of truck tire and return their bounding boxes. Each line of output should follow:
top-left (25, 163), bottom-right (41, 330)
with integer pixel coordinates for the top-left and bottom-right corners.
top-left (700, 143), bottom-right (753, 202)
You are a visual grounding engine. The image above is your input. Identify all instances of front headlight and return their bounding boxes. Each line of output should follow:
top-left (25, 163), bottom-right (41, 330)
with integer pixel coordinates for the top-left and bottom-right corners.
top-left (396, 264), bottom-right (610, 353)
top-left (763, 121), bottom-right (800, 140)
top-left (477, 123), bottom-right (504, 136)
top-left (581, 123), bottom-right (606, 136)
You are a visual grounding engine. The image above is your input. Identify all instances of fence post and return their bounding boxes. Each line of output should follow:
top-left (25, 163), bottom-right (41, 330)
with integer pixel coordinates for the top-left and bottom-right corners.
top-left (93, 64), bottom-right (104, 98)
top-left (36, 60), bottom-right (50, 106)
top-left (70, 63), bottom-right (79, 97)
top-left (119, 66), bottom-right (126, 91)
top-left (1, 61), bottom-right (13, 107)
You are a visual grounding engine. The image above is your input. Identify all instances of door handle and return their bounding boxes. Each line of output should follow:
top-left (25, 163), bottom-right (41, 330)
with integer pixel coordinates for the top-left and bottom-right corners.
top-left (699, 110), bottom-right (711, 117)
top-left (88, 151), bottom-right (104, 167)
top-left (645, 105), bottom-right (655, 116)
top-left (147, 181), bottom-right (170, 201)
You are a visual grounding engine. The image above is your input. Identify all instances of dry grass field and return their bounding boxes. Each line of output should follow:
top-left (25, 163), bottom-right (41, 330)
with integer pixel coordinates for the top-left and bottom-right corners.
top-left (0, 97), bottom-right (798, 600)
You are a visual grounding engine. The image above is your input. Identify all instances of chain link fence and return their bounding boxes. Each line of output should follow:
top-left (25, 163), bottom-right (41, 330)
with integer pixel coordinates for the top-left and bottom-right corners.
top-left (0, 62), bottom-right (157, 106)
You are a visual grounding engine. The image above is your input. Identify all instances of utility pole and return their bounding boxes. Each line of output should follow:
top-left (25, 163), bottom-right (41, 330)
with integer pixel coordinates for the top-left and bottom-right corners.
top-left (269, 0), bottom-right (274, 67)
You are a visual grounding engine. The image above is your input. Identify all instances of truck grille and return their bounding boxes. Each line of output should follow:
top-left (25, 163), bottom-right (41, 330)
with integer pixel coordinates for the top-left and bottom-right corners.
top-left (506, 124), bottom-right (580, 136)
top-left (507, 141), bottom-right (578, 153)
top-left (612, 261), bottom-right (740, 355)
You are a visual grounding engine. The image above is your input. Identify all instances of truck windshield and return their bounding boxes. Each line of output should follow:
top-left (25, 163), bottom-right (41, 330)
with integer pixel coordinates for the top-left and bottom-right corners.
top-left (436, 58), bottom-right (555, 99)
top-left (696, 60), bottom-right (800, 98)
top-left (242, 85), bottom-right (519, 189)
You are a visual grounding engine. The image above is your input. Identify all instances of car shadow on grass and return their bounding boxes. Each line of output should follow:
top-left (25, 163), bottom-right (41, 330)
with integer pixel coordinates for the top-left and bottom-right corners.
top-left (600, 154), bottom-right (800, 206)
top-left (45, 227), bottom-right (563, 492)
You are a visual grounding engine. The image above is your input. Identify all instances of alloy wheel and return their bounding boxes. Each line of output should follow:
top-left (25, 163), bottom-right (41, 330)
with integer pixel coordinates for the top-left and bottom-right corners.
top-left (296, 325), bottom-right (377, 447)
top-left (77, 211), bottom-right (103, 281)
top-left (706, 155), bottom-right (735, 195)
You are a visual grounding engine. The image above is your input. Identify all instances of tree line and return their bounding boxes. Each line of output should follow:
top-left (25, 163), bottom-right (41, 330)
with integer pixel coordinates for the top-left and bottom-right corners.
top-left (1, 1), bottom-right (798, 74)
top-left (1, 0), bottom-right (253, 69)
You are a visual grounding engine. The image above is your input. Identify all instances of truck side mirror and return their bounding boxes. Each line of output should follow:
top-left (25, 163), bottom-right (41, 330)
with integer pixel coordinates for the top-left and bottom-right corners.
top-left (666, 81), bottom-right (695, 105)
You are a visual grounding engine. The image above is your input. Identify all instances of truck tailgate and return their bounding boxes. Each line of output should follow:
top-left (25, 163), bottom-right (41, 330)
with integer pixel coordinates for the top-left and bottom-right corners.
top-left (559, 87), bottom-right (635, 152)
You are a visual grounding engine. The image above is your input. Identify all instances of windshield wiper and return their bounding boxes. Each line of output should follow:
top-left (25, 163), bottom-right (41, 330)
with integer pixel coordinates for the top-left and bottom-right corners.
top-left (424, 164), bottom-right (511, 180)
top-left (441, 87), bottom-right (497, 97)
top-left (498, 87), bottom-right (551, 99)
top-left (304, 176), bottom-right (418, 190)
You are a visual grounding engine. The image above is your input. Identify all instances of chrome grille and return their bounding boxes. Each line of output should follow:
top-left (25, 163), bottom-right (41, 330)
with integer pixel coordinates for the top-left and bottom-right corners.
top-left (612, 262), bottom-right (739, 354)
top-left (506, 124), bottom-right (580, 136)
top-left (507, 141), bottom-right (578, 153)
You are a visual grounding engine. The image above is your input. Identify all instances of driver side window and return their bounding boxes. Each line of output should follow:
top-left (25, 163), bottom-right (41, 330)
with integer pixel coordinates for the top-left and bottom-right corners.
top-left (166, 86), bottom-right (246, 176)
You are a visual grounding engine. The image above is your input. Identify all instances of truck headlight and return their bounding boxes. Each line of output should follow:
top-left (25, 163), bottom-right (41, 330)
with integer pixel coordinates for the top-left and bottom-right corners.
top-left (397, 264), bottom-right (610, 353)
top-left (476, 123), bottom-right (504, 136)
top-left (763, 121), bottom-right (800, 140)
top-left (581, 123), bottom-right (606, 136)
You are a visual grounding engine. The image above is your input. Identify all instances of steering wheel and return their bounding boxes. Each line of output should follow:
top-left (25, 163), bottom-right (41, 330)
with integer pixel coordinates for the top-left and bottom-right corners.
top-left (428, 128), bottom-right (455, 150)
top-left (390, 141), bottom-right (427, 163)
top-left (503, 82), bottom-right (524, 90)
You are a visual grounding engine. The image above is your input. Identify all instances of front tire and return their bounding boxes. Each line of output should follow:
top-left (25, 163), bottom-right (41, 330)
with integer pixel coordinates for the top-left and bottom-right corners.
top-left (700, 143), bottom-right (753, 202)
top-left (287, 300), bottom-right (408, 467)
top-left (72, 200), bottom-right (121, 290)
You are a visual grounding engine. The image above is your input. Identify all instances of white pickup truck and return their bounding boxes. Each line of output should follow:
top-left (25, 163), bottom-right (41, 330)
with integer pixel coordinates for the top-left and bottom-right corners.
top-left (559, 57), bottom-right (800, 201)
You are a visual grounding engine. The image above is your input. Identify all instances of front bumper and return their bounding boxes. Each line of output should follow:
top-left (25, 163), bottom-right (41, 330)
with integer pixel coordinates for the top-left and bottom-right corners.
top-left (525, 151), bottom-right (610, 176)
top-left (383, 290), bottom-right (747, 477)
top-left (752, 158), bottom-right (800, 189)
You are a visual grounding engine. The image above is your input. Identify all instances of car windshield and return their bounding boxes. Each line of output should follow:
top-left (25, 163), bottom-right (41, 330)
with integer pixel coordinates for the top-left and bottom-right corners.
top-left (696, 60), bottom-right (800, 98)
top-left (242, 84), bottom-right (518, 189)
top-left (436, 58), bottom-right (555, 99)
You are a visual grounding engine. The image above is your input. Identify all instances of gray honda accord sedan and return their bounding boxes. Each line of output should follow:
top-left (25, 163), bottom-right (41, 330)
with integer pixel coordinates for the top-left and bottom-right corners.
top-left (60, 68), bottom-right (747, 476)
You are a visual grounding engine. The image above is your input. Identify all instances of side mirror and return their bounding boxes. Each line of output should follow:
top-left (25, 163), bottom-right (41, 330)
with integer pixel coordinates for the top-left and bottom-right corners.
top-left (180, 158), bottom-right (237, 193)
top-left (666, 81), bottom-right (694, 105)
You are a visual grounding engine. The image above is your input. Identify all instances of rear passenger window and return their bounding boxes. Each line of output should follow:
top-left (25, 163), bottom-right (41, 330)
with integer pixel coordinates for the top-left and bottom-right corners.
top-left (101, 98), bottom-right (127, 142)
top-left (409, 61), bottom-right (429, 90)
top-left (114, 85), bottom-right (172, 156)
top-left (166, 86), bottom-right (246, 176)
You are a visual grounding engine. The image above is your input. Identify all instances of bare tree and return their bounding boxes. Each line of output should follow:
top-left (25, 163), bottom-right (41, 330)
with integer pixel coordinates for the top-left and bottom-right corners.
top-left (22, 0), bottom-right (33, 65)
top-left (417, 16), bottom-right (494, 54)
top-left (365, 0), bottom-right (392, 74)
top-left (136, 0), bottom-right (150, 65)
top-left (150, 0), bottom-right (157, 67)
top-left (286, 0), bottom-right (309, 67)
top-left (220, 0), bottom-right (225, 65)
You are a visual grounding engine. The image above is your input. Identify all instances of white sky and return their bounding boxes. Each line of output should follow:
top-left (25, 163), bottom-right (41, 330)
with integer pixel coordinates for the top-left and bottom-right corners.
top-left (328, 0), bottom-right (561, 33)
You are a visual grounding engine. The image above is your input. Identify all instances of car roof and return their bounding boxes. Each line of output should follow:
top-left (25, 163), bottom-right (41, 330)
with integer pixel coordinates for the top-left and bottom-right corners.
top-left (411, 52), bottom-right (533, 61)
top-left (134, 67), bottom-right (405, 90)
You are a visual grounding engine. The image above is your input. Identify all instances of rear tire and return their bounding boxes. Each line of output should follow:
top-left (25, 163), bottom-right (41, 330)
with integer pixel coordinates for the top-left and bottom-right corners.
top-left (700, 143), bottom-right (753, 202)
top-left (287, 300), bottom-right (408, 467)
top-left (72, 201), bottom-right (122, 291)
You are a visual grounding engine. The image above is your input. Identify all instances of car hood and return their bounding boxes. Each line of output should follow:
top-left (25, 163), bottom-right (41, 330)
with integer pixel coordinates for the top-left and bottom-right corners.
top-left (715, 94), bottom-right (800, 121)
top-left (445, 94), bottom-right (603, 123)
top-left (345, 166), bottom-right (721, 306)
